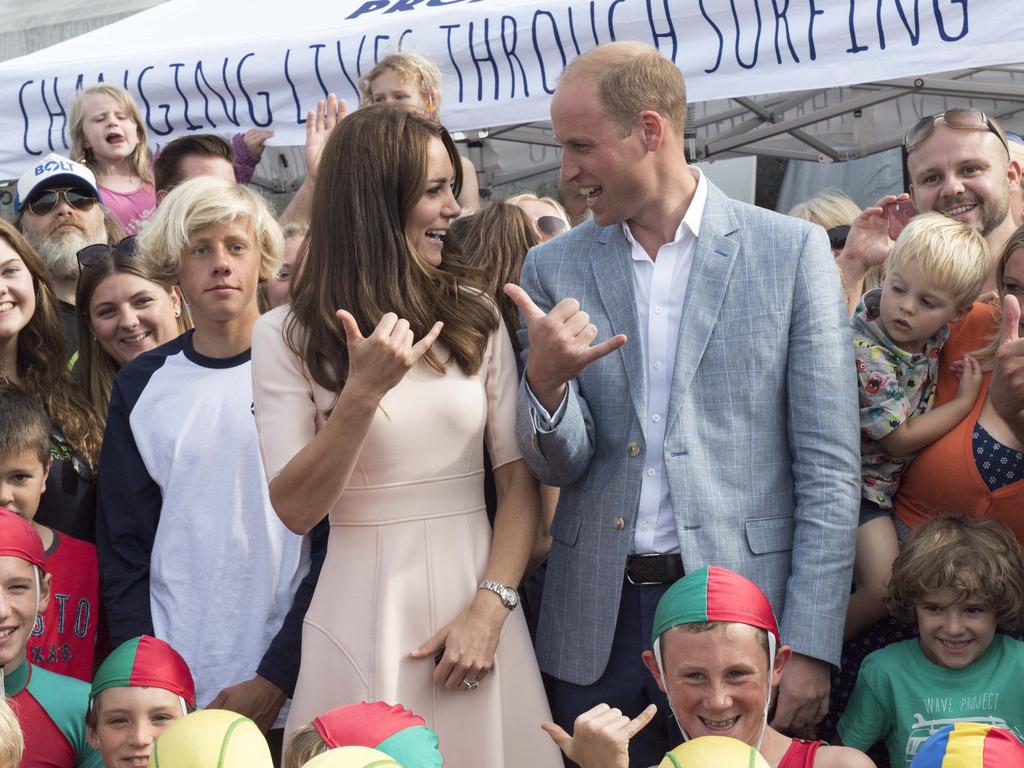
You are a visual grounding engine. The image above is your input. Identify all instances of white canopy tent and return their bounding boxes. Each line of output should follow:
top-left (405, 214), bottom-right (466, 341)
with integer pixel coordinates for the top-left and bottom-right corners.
top-left (1, 0), bottom-right (1023, 205)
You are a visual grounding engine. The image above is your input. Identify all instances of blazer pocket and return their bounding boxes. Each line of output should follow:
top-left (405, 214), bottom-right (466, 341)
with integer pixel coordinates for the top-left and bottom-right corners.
top-left (550, 510), bottom-right (582, 547)
top-left (714, 310), bottom-right (788, 340)
top-left (744, 515), bottom-right (794, 555)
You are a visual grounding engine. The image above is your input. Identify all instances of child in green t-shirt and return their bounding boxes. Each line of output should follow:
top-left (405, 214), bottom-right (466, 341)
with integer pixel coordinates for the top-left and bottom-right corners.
top-left (838, 516), bottom-right (1024, 768)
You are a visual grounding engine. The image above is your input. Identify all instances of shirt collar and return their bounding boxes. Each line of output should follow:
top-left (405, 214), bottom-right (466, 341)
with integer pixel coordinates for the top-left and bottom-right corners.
top-left (622, 167), bottom-right (707, 259)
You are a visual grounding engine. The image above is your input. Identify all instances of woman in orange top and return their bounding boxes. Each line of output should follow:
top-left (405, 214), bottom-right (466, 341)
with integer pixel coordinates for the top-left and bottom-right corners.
top-left (894, 227), bottom-right (1024, 540)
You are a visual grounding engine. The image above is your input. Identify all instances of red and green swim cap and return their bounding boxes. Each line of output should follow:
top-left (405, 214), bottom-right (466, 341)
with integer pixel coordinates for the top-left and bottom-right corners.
top-left (651, 566), bottom-right (780, 647)
top-left (312, 702), bottom-right (441, 768)
top-left (909, 723), bottom-right (1024, 767)
top-left (0, 507), bottom-right (45, 570)
top-left (91, 635), bottom-right (195, 708)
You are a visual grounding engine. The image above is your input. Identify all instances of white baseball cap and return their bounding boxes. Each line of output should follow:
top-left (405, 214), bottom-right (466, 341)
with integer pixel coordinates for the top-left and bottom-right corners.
top-left (15, 153), bottom-right (102, 213)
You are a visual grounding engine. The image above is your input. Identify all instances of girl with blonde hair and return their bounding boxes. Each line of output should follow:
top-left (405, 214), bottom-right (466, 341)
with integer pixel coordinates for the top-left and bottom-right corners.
top-left (69, 84), bottom-right (156, 234)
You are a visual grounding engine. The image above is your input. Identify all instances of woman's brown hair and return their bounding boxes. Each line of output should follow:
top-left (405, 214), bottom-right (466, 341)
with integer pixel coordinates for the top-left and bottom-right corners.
top-left (0, 220), bottom-right (104, 463)
top-left (447, 201), bottom-right (538, 353)
top-left (975, 224), bottom-right (1024, 368)
top-left (75, 249), bottom-right (192, 424)
top-left (287, 104), bottom-right (496, 392)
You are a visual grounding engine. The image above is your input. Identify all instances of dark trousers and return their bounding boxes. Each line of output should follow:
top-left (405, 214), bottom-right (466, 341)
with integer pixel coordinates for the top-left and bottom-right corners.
top-left (546, 581), bottom-right (682, 768)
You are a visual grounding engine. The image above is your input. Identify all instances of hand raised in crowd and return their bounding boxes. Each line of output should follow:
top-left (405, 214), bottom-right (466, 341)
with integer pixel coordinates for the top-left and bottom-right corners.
top-left (771, 652), bottom-right (831, 738)
top-left (504, 283), bottom-right (627, 413)
top-left (242, 128), bottom-right (275, 160)
top-left (409, 590), bottom-right (508, 691)
top-left (989, 295), bottom-right (1024, 436)
top-left (306, 93), bottom-right (347, 180)
top-left (207, 675), bottom-right (287, 734)
top-left (836, 193), bottom-right (911, 312)
top-left (541, 703), bottom-right (657, 768)
top-left (337, 310), bottom-right (443, 402)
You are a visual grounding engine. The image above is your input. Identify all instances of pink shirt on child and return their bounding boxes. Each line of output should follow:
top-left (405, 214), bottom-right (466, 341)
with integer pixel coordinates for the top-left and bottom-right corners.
top-left (99, 182), bottom-right (156, 235)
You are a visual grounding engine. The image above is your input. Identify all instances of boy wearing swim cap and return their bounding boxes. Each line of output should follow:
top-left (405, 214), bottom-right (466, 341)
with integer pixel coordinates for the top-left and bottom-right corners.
top-left (86, 635), bottom-right (196, 768)
top-left (544, 567), bottom-right (874, 768)
top-left (0, 508), bottom-right (100, 768)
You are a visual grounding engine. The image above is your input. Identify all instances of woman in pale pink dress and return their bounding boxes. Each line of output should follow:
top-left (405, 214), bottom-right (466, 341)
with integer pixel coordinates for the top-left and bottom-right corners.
top-left (250, 105), bottom-right (561, 768)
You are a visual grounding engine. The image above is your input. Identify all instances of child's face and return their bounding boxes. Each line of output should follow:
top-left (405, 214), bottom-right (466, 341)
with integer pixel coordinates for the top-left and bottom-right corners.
top-left (878, 260), bottom-right (967, 353)
top-left (87, 686), bottom-right (183, 768)
top-left (81, 93), bottom-right (141, 165)
top-left (916, 587), bottom-right (997, 669)
top-left (0, 449), bottom-right (49, 523)
top-left (177, 217), bottom-right (261, 331)
top-left (0, 555), bottom-right (50, 671)
top-left (369, 68), bottom-right (431, 115)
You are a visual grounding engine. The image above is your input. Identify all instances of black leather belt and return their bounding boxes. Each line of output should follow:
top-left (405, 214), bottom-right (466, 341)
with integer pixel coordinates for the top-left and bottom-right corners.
top-left (624, 553), bottom-right (684, 586)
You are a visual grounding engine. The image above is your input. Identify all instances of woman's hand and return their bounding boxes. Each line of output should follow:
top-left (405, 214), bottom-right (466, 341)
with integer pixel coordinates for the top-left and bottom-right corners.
top-left (410, 592), bottom-right (509, 691)
top-left (337, 310), bottom-right (442, 402)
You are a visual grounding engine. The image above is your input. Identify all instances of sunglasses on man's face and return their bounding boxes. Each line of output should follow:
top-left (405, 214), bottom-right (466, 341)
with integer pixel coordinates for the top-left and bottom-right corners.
top-left (76, 236), bottom-right (137, 272)
top-left (26, 188), bottom-right (98, 216)
top-left (537, 215), bottom-right (568, 237)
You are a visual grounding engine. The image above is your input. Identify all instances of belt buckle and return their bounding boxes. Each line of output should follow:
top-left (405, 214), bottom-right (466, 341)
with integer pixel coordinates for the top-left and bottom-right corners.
top-left (625, 553), bottom-right (665, 586)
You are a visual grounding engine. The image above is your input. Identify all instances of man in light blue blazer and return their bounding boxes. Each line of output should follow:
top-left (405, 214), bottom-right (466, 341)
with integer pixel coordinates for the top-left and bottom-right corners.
top-left (506, 42), bottom-right (860, 765)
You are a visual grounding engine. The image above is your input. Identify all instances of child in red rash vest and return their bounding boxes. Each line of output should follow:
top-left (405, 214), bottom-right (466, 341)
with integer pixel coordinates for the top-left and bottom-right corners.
top-left (0, 385), bottom-right (102, 681)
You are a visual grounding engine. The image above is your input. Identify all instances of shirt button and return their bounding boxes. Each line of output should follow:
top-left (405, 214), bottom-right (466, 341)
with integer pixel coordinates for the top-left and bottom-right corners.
top-left (627, 442), bottom-right (641, 457)
top-left (654, 306), bottom-right (664, 315)
top-left (613, 516), bottom-right (625, 530)
top-left (640, 523), bottom-right (651, 531)
top-left (653, 361), bottom-right (662, 370)
top-left (647, 468), bottom-right (656, 477)
top-left (652, 414), bottom-right (661, 423)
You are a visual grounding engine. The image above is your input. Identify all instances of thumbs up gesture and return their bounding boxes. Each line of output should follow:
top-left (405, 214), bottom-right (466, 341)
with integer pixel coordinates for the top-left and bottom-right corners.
top-left (503, 284), bottom-right (627, 413)
top-left (337, 310), bottom-right (443, 402)
top-left (990, 294), bottom-right (1024, 433)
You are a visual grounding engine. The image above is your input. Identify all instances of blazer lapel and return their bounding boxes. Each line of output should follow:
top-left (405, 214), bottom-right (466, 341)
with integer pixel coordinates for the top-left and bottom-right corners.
top-left (591, 225), bottom-right (647, 424)
top-left (666, 186), bottom-right (740, 433)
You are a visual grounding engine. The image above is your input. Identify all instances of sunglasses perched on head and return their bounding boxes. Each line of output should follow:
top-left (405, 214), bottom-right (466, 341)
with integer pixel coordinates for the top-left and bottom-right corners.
top-left (76, 236), bottom-right (137, 271)
top-left (537, 215), bottom-right (568, 237)
top-left (26, 188), bottom-right (98, 216)
top-left (904, 108), bottom-right (1009, 157)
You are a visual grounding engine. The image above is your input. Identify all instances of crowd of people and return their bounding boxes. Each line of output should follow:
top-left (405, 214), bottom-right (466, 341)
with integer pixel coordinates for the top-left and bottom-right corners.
top-left (1, 38), bottom-right (1024, 768)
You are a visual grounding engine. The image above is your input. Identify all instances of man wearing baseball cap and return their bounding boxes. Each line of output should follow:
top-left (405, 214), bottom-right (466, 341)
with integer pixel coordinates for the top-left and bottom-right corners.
top-left (0, 507), bottom-right (101, 767)
top-left (13, 152), bottom-right (115, 356)
top-left (544, 567), bottom-right (875, 768)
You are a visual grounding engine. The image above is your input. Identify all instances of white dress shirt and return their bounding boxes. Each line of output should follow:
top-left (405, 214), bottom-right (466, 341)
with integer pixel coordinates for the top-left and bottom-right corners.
top-left (528, 168), bottom-right (709, 554)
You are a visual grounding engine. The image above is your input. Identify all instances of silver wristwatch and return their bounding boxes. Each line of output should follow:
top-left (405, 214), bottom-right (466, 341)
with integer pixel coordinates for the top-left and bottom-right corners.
top-left (479, 580), bottom-right (519, 610)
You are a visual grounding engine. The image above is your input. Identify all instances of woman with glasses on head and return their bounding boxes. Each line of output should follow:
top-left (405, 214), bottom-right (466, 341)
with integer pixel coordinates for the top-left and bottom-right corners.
top-left (505, 193), bottom-right (571, 244)
top-left (0, 219), bottom-right (105, 542)
top-left (75, 237), bottom-right (192, 425)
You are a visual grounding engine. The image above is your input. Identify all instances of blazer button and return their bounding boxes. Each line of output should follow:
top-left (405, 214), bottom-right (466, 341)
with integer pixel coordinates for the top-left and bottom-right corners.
top-left (627, 441), bottom-right (640, 457)
top-left (613, 516), bottom-right (625, 530)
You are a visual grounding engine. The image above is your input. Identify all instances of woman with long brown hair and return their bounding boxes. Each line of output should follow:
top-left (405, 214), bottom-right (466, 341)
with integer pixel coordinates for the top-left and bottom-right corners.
top-left (251, 105), bottom-right (560, 767)
top-left (0, 219), bottom-right (104, 540)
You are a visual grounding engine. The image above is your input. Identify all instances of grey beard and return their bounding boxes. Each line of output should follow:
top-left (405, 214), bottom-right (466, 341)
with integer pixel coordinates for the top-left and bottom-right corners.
top-left (35, 232), bottom-right (88, 281)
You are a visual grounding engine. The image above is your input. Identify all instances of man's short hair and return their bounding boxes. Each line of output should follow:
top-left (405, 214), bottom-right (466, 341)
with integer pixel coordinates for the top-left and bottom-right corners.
top-left (154, 134), bottom-right (235, 195)
top-left (885, 212), bottom-right (990, 308)
top-left (559, 42), bottom-right (687, 138)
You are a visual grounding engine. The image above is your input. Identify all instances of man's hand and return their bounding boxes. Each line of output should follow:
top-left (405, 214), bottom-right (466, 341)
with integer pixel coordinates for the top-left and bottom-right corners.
top-left (836, 193), bottom-right (909, 312)
top-left (542, 703), bottom-right (657, 768)
top-left (242, 129), bottom-right (274, 161)
top-left (990, 295), bottom-right (1024, 435)
top-left (305, 93), bottom-right (347, 180)
top-left (207, 675), bottom-right (287, 733)
top-left (503, 283), bottom-right (626, 413)
top-left (771, 653), bottom-right (830, 738)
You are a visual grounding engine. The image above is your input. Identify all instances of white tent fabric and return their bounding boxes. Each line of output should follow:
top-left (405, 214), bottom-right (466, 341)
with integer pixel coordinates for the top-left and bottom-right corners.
top-left (1, 0), bottom-right (1023, 177)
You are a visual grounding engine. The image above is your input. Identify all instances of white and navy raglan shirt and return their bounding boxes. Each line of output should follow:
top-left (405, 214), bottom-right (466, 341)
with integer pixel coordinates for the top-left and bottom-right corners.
top-left (96, 331), bottom-right (321, 719)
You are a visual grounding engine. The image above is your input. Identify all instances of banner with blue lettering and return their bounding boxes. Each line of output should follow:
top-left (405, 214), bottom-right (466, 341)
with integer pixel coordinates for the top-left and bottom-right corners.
top-left (0, 0), bottom-right (1016, 178)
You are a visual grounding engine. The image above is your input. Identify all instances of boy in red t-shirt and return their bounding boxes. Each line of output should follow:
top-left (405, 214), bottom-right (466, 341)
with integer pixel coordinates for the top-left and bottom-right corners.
top-left (0, 385), bottom-right (101, 681)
